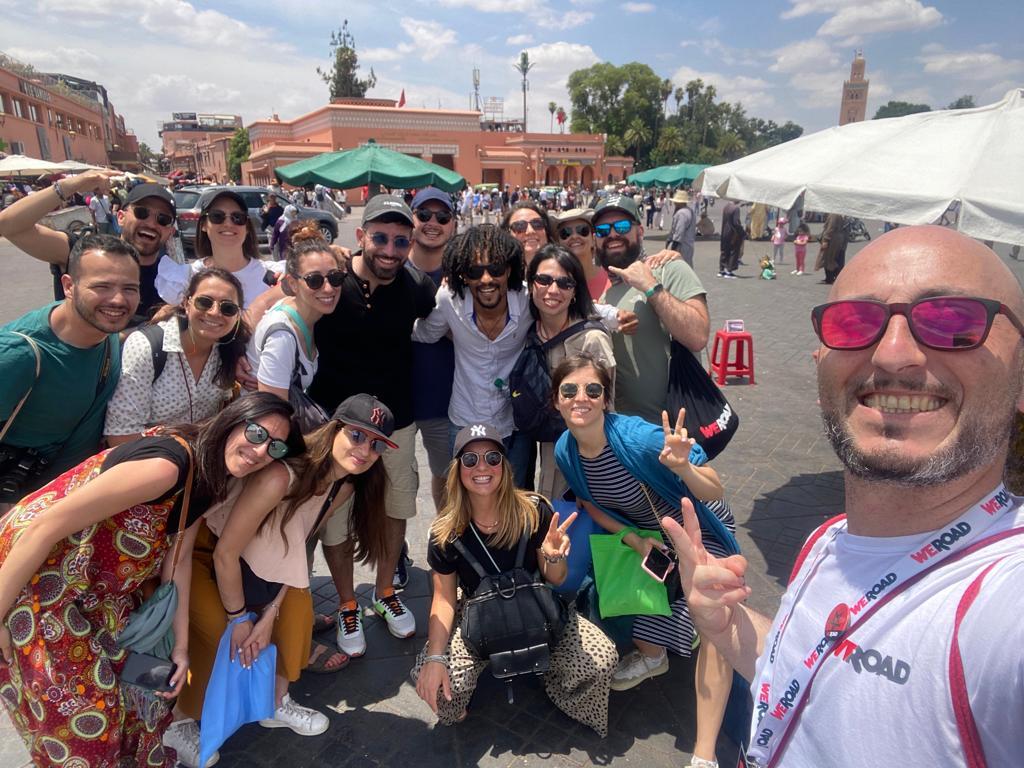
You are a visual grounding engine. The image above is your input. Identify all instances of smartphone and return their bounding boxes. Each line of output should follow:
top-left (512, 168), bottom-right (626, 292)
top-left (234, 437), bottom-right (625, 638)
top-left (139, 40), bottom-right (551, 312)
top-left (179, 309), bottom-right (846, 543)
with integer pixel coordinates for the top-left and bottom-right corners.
top-left (120, 652), bottom-right (177, 693)
top-left (641, 547), bottom-right (676, 582)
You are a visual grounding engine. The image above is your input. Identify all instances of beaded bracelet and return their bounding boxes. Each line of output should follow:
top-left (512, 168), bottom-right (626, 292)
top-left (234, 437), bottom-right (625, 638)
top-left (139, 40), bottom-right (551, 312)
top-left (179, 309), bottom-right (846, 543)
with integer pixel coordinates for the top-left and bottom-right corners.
top-left (423, 654), bottom-right (449, 666)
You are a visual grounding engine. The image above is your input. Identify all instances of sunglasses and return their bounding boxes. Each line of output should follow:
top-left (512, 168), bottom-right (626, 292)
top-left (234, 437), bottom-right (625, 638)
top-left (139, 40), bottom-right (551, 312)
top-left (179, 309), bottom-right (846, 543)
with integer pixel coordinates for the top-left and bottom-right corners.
top-left (466, 262), bottom-right (509, 280)
top-left (533, 273), bottom-right (576, 291)
top-left (415, 209), bottom-right (454, 225)
top-left (131, 205), bottom-right (175, 227)
top-left (244, 421), bottom-right (289, 459)
top-left (509, 218), bottom-right (546, 234)
top-left (594, 220), bottom-right (634, 238)
top-left (559, 382), bottom-right (605, 400)
top-left (205, 210), bottom-right (248, 226)
top-left (558, 224), bottom-right (592, 240)
top-left (460, 450), bottom-right (503, 469)
top-left (369, 232), bottom-right (412, 250)
top-left (297, 270), bottom-right (345, 290)
top-left (344, 426), bottom-right (391, 454)
top-left (192, 295), bottom-right (240, 317)
top-left (811, 296), bottom-right (1024, 351)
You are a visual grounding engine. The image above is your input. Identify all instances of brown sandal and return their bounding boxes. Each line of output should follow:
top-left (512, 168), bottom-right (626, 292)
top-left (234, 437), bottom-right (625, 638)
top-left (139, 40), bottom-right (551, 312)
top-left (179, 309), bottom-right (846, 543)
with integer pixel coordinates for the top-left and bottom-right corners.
top-left (306, 642), bottom-right (349, 674)
top-left (312, 613), bottom-right (336, 633)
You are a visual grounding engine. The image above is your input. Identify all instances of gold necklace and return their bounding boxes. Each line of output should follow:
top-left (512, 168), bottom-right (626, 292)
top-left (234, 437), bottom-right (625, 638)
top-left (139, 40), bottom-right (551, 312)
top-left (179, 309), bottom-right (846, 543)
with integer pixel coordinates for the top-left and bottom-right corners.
top-left (473, 517), bottom-right (499, 530)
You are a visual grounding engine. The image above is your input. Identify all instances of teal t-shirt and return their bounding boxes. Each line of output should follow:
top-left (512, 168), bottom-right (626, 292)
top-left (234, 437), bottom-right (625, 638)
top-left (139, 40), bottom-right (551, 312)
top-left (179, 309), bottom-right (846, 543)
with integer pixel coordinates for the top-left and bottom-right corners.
top-left (0, 302), bottom-right (121, 483)
top-left (602, 260), bottom-right (705, 423)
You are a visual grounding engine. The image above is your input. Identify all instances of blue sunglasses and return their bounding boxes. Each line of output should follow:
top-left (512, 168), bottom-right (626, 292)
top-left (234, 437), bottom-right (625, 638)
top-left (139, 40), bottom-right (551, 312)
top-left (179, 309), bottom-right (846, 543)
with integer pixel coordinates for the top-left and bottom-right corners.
top-left (594, 220), bottom-right (634, 238)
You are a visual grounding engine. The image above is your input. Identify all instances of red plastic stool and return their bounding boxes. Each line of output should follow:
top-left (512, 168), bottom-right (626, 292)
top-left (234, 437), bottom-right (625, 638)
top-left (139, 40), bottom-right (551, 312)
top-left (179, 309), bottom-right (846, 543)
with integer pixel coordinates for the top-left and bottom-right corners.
top-left (708, 330), bottom-right (755, 385)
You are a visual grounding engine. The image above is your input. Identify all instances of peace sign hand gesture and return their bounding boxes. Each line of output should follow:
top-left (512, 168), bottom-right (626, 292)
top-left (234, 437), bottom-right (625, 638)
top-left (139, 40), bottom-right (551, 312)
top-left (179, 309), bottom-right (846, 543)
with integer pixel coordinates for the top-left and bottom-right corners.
top-left (541, 510), bottom-right (577, 561)
top-left (659, 408), bottom-right (695, 472)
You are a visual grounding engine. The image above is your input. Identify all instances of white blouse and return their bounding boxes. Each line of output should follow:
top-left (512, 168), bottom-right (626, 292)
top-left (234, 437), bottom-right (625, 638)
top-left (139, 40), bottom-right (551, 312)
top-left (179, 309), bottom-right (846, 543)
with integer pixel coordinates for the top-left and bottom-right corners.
top-left (156, 257), bottom-right (286, 308)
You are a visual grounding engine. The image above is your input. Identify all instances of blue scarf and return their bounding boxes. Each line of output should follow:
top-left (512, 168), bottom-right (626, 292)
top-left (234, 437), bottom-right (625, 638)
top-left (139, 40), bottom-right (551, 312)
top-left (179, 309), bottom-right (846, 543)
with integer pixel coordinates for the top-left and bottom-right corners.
top-left (554, 412), bottom-right (740, 554)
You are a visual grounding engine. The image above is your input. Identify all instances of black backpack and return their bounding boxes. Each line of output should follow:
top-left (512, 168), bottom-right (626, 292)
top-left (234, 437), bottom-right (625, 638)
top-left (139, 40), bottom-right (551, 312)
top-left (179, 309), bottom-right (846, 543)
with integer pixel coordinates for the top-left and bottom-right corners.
top-left (134, 323), bottom-right (169, 383)
top-left (509, 319), bottom-right (607, 443)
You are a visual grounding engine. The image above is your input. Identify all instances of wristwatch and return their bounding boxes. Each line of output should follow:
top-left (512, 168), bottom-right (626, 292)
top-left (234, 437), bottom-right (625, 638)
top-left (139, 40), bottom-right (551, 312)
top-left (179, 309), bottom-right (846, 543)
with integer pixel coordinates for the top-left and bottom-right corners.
top-left (644, 282), bottom-right (664, 299)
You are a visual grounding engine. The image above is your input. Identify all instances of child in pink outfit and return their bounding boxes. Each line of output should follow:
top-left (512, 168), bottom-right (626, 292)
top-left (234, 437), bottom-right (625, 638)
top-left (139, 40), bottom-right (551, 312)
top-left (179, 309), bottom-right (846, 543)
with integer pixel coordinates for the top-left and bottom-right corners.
top-left (771, 217), bottom-right (788, 264)
top-left (792, 223), bottom-right (810, 275)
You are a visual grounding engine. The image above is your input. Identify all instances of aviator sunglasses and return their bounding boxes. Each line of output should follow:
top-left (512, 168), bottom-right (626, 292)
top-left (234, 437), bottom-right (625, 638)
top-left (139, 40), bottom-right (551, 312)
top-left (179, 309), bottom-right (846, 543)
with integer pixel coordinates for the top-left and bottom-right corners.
top-left (460, 450), bottom-right (503, 469)
top-left (509, 218), bottom-right (546, 234)
top-left (558, 224), bottom-right (592, 240)
top-left (415, 209), bottom-right (454, 225)
top-left (559, 382), bottom-right (605, 400)
top-left (192, 295), bottom-right (240, 316)
top-left (297, 270), bottom-right (345, 290)
top-left (130, 205), bottom-right (175, 227)
top-left (811, 296), bottom-right (1024, 351)
top-left (533, 273), bottom-right (576, 291)
top-left (594, 220), bottom-right (634, 238)
top-left (205, 210), bottom-right (248, 226)
top-left (344, 427), bottom-right (392, 454)
top-left (244, 421), bottom-right (289, 459)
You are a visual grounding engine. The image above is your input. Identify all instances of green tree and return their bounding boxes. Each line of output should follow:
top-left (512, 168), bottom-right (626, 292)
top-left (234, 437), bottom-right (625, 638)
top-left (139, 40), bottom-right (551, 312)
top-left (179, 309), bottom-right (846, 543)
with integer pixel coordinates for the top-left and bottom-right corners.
top-left (226, 128), bottom-right (250, 183)
top-left (623, 117), bottom-right (652, 161)
top-left (716, 132), bottom-right (746, 161)
top-left (604, 135), bottom-right (625, 157)
top-left (873, 101), bottom-right (931, 119)
top-left (317, 20), bottom-right (377, 99)
top-left (0, 138), bottom-right (8, 154)
top-left (548, 101), bottom-right (557, 133)
top-left (138, 142), bottom-right (158, 167)
top-left (652, 124), bottom-right (685, 165)
top-left (947, 95), bottom-right (975, 110)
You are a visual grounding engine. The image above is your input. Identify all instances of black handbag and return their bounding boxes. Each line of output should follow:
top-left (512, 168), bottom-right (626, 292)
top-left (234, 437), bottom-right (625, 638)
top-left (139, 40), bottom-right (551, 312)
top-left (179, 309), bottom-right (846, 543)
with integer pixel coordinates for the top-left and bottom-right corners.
top-left (666, 340), bottom-right (739, 460)
top-left (258, 321), bottom-right (329, 432)
top-left (452, 525), bottom-right (566, 703)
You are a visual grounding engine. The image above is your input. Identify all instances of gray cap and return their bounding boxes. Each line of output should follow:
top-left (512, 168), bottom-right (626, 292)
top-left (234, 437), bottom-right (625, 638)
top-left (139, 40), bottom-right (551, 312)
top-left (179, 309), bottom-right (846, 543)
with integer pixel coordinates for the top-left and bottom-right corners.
top-left (361, 195), bottom-right (414, 227)
top-left (453, 423), bottom-right (505, 457)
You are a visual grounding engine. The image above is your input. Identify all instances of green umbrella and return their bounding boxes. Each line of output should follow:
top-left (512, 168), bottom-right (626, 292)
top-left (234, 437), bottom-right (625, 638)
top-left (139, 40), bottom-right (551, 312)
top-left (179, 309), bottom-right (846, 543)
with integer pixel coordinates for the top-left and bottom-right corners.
top-left (274, 140), bottom-right (466, 192)
top-left (628, 162), bottom-right (710, 188)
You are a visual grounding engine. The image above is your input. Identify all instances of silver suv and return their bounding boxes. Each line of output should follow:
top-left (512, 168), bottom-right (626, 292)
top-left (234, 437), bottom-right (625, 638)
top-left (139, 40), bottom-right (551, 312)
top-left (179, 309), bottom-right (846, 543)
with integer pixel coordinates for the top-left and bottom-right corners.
top-left (174, 185), bottom-right (339, 254)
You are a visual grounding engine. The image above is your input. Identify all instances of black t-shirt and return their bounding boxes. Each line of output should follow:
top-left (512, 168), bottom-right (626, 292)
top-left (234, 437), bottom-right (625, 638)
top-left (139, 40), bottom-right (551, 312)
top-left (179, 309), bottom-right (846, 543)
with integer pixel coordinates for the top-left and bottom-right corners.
top-left (427, 497), bottom-right (553, 595)
top-left (102, 435), bottom-right (209, 532)
top-left (310, 262), bottom-right (436, 426)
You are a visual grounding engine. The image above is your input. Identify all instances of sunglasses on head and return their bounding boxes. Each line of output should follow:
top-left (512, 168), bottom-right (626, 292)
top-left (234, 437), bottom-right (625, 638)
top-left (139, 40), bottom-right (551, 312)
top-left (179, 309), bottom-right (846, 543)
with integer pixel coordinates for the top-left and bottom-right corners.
top-left (594, 220), bottom-right (634, 238)
top-left (466, 262), bottom-right (509, 280)
top-left (460, 450), bottom-right (503, 468)
top-left (297, 270), bottom-right (345, 290)
top-left (509, 218), bottom-right (546, 234)
top-left (533, 273), bottom-right (576, 291)
top-left (131, 205), bottom-right (175, 227)
top-left (205, 210), bottom-right (248, 226)
top-left (344, 426), bottom-right (391, 454)
top-left (368, 232), bottom-right (411, 250)
top-left (415, 209), bottom-right (453, 225)
top-left (559, 382), bottom-right (605, 399)
top-left (192, 295), bottom-right (240, 316)
top-left (811, 296), bottom-right (1024, 351)
top-left (244, 421), bottom-right (289, 459)
top-left (558, 224), bottom-right (592, 240)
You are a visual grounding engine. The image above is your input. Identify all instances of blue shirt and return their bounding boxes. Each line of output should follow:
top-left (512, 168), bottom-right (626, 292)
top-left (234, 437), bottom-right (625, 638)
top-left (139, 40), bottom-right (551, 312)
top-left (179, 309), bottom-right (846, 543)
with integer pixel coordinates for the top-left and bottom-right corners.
top-left (411, 266), bottom-right (455, 421)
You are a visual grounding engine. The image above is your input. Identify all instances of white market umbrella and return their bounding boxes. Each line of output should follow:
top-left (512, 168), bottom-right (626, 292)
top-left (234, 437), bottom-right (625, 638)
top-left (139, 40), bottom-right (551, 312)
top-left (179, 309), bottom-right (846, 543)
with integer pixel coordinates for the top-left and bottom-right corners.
top-left (699, 88), bottom-right (1024, 244)
top-left (0, 154), bottom-right (70, 177)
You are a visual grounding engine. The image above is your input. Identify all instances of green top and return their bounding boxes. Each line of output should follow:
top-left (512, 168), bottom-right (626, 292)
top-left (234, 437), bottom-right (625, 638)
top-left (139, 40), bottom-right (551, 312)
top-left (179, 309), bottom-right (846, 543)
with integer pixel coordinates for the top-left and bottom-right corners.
top-left (602, 260), bottom-right (705, 424)
top-left (0, 302), bottom-right (121, 482)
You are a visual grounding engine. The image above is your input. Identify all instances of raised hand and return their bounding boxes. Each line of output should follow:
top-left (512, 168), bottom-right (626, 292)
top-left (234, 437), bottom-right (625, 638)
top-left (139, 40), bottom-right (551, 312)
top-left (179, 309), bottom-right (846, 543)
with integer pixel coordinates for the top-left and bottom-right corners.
top-left (661, 498), bottom-right (750, 635)
top-left (541, 510), bottom-right (577, 560)
top-left (659, 408), bottom-right (695, 472)
top-left (607, 259), bottom-right (658, 295)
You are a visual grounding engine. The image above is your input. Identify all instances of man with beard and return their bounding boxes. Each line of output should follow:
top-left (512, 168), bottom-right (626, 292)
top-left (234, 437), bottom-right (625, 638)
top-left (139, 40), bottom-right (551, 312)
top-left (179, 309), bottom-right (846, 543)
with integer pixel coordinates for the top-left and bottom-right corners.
top-left (0, 171), bottom-right (174, 322)
top-left (310, 196), bottom-right (437, 657)
top-left (593, 194), bottom-right (709, 423)
top-left (664, 226), bottom-right (1024, 768)
top-left (0, 234), bottom-right (139, 502)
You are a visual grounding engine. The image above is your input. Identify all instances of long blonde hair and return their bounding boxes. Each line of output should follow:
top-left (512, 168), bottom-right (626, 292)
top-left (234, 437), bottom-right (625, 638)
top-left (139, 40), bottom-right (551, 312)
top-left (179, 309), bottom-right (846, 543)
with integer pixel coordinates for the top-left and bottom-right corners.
top-left (430, 453), bottom-right (542, 551)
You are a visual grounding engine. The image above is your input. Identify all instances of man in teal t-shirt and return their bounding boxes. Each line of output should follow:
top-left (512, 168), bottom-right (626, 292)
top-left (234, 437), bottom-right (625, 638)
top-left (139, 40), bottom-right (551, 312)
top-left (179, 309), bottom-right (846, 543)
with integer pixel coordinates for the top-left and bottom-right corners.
top-left (0, 233), bottom-right (139, 498)
top-left (594, 194), bottom-right (710, 424)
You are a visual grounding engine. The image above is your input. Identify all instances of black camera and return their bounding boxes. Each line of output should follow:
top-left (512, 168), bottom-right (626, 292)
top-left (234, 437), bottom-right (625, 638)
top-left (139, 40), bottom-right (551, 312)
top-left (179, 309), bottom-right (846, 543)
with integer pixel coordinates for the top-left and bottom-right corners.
top-left (0, 445), bottom-right (51, 503)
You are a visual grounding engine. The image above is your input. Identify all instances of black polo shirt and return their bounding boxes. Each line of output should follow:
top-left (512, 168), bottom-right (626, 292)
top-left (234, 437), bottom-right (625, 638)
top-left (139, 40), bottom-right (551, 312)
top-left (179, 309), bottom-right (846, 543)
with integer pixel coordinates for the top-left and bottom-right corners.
top-left (310, 262), bottom-right (436, 427)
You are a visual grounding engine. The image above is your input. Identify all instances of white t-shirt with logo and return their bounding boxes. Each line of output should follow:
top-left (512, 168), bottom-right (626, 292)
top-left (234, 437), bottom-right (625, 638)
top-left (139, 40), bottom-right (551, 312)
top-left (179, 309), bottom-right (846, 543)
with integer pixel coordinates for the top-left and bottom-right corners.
top-left (750, 489), bottom-right (1024, 767)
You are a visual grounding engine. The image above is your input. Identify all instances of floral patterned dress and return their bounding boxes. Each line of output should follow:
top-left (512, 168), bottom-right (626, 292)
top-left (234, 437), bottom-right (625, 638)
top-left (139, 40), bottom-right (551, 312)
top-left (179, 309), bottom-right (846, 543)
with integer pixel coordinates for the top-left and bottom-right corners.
top-left (0, 445), bottom-right (185, 768)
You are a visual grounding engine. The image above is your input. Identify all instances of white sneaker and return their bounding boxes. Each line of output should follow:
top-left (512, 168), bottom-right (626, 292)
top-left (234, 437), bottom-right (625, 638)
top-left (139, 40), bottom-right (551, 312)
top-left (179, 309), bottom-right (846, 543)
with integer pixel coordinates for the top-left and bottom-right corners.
top-left (689, 758), bottom-right (719, 768)
top-left (372, 590), bottom-right (416, 638)
top-left (790, 269), bottom-right (799, 274)
top-left (259, 693), bottom-right (329, 736)
top-left (337, 604), bottom-right (366, 657)
top-left (162, 718), bottom-right (218, 768)
top-left (796, 270), bottom-right (804, 275)
top-left (610, 649), bottom-right (669, 691)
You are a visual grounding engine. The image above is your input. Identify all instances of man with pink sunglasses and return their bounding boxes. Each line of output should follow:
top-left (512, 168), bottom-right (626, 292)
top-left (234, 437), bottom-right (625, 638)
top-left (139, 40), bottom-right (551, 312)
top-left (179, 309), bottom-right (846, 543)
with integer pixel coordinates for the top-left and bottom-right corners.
top-left (665, 225), bottom-right (1024, 768)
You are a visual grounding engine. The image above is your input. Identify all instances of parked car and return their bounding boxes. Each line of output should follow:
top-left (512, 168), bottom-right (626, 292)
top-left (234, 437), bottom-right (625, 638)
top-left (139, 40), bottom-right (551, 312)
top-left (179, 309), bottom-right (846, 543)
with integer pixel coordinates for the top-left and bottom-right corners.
top-left (174, 185), bottom-right (339, 255)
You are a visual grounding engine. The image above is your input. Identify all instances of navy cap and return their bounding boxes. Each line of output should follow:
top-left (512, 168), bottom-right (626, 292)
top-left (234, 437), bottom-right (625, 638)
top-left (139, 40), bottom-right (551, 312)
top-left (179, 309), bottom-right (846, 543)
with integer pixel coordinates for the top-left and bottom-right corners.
top-left (361, 195), bottom-right (414, 226)
top-left (453, 423), bottom-right (505, 457)
top-left (332, 394), bottom-right (399, 449)
top-left (125, 183), bottom-right (176, 213)
top-left (411, 187), bottom-right (455, 212)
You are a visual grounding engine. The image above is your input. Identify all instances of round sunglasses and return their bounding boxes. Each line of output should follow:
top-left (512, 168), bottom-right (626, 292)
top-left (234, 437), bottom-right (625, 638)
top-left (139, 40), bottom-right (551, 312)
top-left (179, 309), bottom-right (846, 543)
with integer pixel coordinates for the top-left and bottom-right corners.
top-left (205, 210), bottom-right (248, 226)
top-left (558, 224), bottom-right (592, 240)
top-left (414, 209), bottom-right (453, 225)
top-left (532, 273), bottom-right (576, 291)
top-left (296, 270), bottom-right (345, 290)
top-left (244, 421), bottom-right (289, 459)
top-left (594, 220), bottom-right (634, 238)
top-left (192, 295), bottom-right (240, 316)
top-left (558, 382), bottom-right (605, 400)
top-left (344, 426), bottom-right (391, 454)
top-left (509, 218), bottom-right (546, 234)
top-left (460, 450), bottom-right (503, 468)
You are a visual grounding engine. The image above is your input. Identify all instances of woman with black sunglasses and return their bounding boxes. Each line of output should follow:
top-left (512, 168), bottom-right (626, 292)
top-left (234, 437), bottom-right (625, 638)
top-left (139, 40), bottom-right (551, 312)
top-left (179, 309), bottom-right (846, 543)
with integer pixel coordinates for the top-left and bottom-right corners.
top-left (500, 200), bottom-right (554, 266)
top-left (550, 208), bottom-right (611, 302)
top-left (413, 423), bottom-right (618, 736)
top-left (106, 267), bottom-right (250, 446)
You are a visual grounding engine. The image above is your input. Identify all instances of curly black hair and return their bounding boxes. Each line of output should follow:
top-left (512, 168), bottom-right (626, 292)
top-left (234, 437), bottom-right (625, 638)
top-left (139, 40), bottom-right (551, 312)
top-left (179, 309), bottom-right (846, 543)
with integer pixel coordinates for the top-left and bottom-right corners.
top-left (442, 224), bottom-right (524, 299)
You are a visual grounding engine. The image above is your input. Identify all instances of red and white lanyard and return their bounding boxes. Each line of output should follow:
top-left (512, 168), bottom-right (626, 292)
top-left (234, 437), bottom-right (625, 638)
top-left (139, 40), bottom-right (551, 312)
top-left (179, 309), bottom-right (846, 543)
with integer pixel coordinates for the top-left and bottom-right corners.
top-left (746, 485), bottom-right (1017, 768)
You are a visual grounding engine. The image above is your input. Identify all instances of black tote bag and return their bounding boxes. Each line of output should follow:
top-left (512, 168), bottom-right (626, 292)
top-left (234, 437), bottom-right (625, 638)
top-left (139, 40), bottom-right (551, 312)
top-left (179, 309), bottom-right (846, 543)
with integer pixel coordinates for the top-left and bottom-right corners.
top-left (666, 341), bottom-right (739, 460)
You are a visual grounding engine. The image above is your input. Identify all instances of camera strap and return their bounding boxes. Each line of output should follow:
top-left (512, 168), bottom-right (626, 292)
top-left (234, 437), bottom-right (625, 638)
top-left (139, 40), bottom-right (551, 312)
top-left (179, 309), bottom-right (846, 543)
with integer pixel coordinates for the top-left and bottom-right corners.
top-left (0, 332), bottom-right (42, 444)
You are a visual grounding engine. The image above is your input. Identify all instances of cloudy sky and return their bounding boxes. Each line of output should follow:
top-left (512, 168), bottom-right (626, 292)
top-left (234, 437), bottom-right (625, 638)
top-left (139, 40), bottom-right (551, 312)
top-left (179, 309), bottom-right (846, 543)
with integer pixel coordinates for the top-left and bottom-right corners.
top-left (3, 0), bottom-right (1020, 148)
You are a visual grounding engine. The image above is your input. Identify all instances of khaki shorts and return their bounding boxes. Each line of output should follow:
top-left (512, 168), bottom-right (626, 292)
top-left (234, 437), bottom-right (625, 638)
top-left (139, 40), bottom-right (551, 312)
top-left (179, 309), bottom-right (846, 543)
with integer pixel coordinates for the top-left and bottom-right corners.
top-left (320, 422), bottom-right (419, 546)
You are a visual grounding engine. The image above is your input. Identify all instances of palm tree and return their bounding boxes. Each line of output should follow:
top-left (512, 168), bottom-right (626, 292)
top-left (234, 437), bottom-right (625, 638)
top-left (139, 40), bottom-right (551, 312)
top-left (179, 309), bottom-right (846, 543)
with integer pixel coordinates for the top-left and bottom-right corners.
top-left (548, 101), bottom-right (557, 133)
top-left (623, 117), bottom-right (652, 162)
top-left (656, 125), bottom-right (685, 164)
top-left (605, 135), bottom-right (625, 157)
top-left (660, 78), bottom-right (673, 119)
top-left (717, 132), bottom-right (746, 161)
top-left (674, 86), bottom-right (685, 115)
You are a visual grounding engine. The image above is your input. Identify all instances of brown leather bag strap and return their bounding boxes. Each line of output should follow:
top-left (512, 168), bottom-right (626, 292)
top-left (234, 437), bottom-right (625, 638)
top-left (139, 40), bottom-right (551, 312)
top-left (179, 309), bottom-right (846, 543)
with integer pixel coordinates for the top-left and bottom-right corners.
top-left (166, 435), bottom-right (195, 580)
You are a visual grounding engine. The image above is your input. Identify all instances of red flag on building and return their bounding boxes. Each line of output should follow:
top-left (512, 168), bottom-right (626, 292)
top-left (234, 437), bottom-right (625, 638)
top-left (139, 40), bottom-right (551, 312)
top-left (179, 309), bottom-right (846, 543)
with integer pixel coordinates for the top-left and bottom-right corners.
top-left (398, 89), bottom-right (406, 108)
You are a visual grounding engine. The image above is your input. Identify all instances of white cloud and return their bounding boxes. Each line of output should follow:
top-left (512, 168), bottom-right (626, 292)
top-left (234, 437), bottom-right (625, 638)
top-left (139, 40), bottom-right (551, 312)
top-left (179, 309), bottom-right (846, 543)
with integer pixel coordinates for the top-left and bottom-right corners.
top-left (917, 45), bottom-right (1024, 76)
top-left (769, 39), bottom-right (839, 73)
top-left (506, 34), bottom-right (534, 46)
top-left (435, 0), bottom-right (593, 29)
top-left (679, 37), bottom-right (765, 68)
top-left (360, 47), bottom-right (404, 63)
top-left (781, 0), bottom-right (942, 38)
top-left (670, 65), bottom-right (775, 113)
top-left (623, 2), bottom-right (655, 12)
top-left (399, 19), bottom-right (458, 61)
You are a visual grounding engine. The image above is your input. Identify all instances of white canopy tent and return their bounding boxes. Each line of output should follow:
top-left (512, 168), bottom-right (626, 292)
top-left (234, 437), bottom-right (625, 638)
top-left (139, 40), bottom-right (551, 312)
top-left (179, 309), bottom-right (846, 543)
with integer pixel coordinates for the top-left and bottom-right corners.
top-left (698, 88), bottom-right (1024, 245)
top-left (0, 154), bottom-right (72, 177)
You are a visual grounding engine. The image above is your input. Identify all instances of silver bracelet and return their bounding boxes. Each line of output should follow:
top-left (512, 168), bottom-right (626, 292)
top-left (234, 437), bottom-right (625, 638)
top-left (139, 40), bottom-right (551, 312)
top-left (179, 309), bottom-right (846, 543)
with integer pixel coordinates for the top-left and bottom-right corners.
top-left (53, 181), bottom-right (67, 203)
top-left (423, 654), bottom-right (449, 666)
top-left (542, 552), bottom-right (567, 564)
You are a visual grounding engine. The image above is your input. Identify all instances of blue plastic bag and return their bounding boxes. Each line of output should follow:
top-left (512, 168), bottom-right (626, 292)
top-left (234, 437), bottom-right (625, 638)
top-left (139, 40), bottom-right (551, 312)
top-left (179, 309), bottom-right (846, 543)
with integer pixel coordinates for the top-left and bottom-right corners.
top-left (198, 614), bottom-right (276, 767)
top-left (551, 499), bottom-right (600, 595)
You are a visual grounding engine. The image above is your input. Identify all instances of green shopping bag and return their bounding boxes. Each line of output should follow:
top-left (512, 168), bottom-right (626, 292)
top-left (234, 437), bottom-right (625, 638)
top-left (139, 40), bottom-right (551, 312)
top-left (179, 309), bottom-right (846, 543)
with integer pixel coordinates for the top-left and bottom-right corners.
top-left (589, 528), bottom-right (672, 618)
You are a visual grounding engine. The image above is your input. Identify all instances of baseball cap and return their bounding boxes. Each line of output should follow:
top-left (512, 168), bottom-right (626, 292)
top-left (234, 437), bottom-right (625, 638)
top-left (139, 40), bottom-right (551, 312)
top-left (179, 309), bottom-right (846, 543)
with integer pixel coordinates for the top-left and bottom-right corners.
top-left (452, 423), bottom-right (505, 457)
top-left (200, 189), bottom-right (247, 215)
top-left (361, 195), bottom-right (414, 227)
top-left (331, 394), bottom-right (399, 449)
top-left (125, 183), bottom-right (176, 213)
top-left (593, 193), bottom-right (640, 224)
top-left (411, 187), bottom-right (454, 212)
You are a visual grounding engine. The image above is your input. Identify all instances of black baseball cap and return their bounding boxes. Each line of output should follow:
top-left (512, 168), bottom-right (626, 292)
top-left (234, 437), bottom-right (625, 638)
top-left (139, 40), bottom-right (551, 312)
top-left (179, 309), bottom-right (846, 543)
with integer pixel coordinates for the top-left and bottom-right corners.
top-left (332, 394), bottom-right (399, 449)
top-left (593, 193), bottom-right (640, 224)
top-left (200, 189), bottom-right (247, 215)
top-left (362, 195), bottom-right (414, 227)
top-left (453, 423), bottom-right (505, 457)
top-left (125, 183), bottom-right (176, 213)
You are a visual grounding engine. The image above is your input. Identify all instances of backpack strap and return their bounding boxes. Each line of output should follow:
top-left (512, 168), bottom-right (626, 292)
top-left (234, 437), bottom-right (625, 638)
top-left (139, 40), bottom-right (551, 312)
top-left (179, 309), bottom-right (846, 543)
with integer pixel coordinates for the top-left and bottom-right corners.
top-left (788, 514), bottom-right (846, 585)
top-left (514, 528), bottom-right (530, 569)
top-left (539, 318), bottom-right (607, 352)
top-left (0, 332), bottom-right (42, 443)
top-left (259, 321), bottom-right (306, 384)
top-left (451, 537), bottom-right (490, 580)
top-left (135, 323), bottom-right (168, 383)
